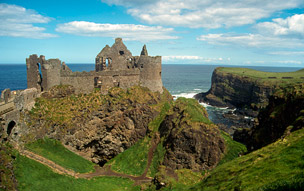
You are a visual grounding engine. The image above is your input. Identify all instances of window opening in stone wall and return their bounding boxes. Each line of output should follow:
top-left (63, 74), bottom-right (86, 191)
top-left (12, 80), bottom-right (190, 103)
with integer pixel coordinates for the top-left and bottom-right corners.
top-left (7, 121), bottom-right (16, 136)
top-left (105, 59), bottom-right (109, 68)
top-left (160, 72), bottom-right (161, 77)
top-left (37, 63), bottom-right (43, 91)
top-left (106, 58), bottom-right (112, 69)
top-left (119, 51), bottom-right (124, 55)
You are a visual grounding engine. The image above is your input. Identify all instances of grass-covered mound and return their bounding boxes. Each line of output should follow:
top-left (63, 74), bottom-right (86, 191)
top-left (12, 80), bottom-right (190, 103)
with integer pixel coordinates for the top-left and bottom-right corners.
top-left (106, 137), bottom-right (151, 176)
top-left (105, 100), bottom-right (172, 176)
top-left (27, 86), bottom-right (170, 136)
top-left (0, 143), bottom-right (18, 190)
top-left (192, 128), bottom-right (304, 191)
top-left (14, 154), bottom-right (140, 191)
top-left (218, 67), bottom-right (304, 86)
top-left (25, 137), bottom-right (95, 173)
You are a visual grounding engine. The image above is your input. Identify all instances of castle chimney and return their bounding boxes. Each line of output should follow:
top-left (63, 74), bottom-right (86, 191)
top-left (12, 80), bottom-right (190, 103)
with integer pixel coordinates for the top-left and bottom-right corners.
top-left (115, 38), bottom-right (122, 43)
top-left (141, 45), bottom-right (148, 56)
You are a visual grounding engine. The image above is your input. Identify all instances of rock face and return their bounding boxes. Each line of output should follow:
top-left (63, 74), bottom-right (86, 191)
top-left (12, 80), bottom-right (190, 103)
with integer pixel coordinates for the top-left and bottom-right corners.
top-left (195, 67), bottom-right (276, 110)
top-left (24, 86), bottom-right (171, 165)
top-left (159, 98), bottom-right (225, 171)
top-left (41, 85), bottom-right (75, 99)
top-left (243, 84), bottom-right (304, 150)
top-left (65, 103), bottom-right (157, 165)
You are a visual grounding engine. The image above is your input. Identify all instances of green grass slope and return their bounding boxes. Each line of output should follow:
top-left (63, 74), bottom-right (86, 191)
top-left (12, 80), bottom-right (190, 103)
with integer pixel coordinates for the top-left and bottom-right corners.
top-left (218, 67), bottom-right (304, 86)
top-left (14, 154), bottom-right (140, 191)
top-left (106, 137), bottom-right (151, 176)
top-left (25, 137), bottom-right (95, 173)
top-left (192, 128), bottom-right (304, 191)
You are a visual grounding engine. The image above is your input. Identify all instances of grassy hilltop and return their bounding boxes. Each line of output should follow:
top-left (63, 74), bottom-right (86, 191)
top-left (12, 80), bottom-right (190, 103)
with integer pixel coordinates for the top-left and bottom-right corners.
top-left (218, 67), bottom-right (304, 86)
top-left (1, 80), bottom-right (304, 190)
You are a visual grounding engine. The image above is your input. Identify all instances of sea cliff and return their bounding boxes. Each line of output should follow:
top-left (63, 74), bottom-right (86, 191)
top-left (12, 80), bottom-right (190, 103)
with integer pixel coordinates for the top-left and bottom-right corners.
top-left (195, 67), bottom-right (304, 110)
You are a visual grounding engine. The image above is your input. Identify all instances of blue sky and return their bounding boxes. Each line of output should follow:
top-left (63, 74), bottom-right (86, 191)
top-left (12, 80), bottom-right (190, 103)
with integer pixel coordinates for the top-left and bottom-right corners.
top-left (0, 0), bottom-right (304, 66)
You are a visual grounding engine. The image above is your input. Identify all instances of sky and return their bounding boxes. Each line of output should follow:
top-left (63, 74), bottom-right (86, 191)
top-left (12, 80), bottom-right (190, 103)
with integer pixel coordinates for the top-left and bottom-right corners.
top-left (0, 0), bottom-right (304, 67)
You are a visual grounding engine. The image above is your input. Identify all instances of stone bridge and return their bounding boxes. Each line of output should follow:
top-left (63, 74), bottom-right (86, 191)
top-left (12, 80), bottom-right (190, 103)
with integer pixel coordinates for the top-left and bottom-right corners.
top-left (0, 88), bottom-right (38, 141)
top-left (0, 89), bottom-right (19, 140)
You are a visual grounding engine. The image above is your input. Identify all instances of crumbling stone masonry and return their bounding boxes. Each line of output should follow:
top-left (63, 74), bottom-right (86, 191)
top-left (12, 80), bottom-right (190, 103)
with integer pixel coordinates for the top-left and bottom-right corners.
top-left (26, 38), bottom-right (163, 94)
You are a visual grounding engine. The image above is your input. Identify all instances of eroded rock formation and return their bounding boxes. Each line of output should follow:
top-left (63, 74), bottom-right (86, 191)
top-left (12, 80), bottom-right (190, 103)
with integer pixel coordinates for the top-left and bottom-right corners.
top-left (159, 98), bottom-right (225, 171)
top-left (235, 84), bottom-right (304, 151)
top-left (195, 67), bottom-right (276, 110)
top-left (24, 86), bottom-right (171, 165)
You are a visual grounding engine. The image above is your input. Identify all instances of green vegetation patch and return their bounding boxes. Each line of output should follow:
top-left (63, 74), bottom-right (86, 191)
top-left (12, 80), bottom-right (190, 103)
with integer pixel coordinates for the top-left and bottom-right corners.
top-left (218, 67), bottom-right (304, 86)
top-left (192, 128), bottom-right (304, 191)
top-left (25, 137), bottom-right (95, 173)
top-left (149, 102), bottom-right (171, 132)
top-left (15, 154), bottom-right (140, 191)
top-left (174, 97), bottom-right (212, 125)
top-left (107, 137), bottom-right (151, 176)
top-left (0, 143), bottom-right (18, 190)
top-left (218, 131), bottom-right (247, 165)
top-left (27, 86), bottom-right (170, 141)
top-left (147, 140), bottom-right (166, 177)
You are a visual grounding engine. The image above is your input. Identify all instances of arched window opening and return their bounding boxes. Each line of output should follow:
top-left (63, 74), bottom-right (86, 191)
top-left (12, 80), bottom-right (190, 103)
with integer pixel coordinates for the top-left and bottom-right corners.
top-left (37, 63), bottom-right (43, 91)
top-left (105, 59), bottom-right (109, 68)
top-left (105, 58), bottom-right (112, 69)
top-left (7, 121), bottom-right (16, 136)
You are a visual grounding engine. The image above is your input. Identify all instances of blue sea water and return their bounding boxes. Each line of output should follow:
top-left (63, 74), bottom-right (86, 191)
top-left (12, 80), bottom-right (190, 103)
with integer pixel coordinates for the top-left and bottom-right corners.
top-left (0, 63), bottom-right (302, 124)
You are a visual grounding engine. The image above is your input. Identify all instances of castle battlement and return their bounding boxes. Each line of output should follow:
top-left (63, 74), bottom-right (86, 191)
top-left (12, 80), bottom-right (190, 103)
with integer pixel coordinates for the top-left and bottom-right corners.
top-left (26, 38), bottom-right (163, 94)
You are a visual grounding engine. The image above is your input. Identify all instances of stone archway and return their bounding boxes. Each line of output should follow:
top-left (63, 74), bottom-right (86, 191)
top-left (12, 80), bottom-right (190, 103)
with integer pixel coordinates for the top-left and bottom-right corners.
top-left (7, 121), bottom-right (16, 136)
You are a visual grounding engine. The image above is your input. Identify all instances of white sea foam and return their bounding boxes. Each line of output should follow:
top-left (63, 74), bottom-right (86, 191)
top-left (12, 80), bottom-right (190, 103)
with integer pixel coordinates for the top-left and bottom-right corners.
top-left (172, 92), bottom-right (197, 99)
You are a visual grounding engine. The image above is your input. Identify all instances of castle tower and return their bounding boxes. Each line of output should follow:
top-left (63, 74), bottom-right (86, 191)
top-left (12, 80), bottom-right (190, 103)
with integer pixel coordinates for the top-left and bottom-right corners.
top-left (138, 45), bottom-right (163, 93)
top-left (26, 55), bottom-right (61, 92)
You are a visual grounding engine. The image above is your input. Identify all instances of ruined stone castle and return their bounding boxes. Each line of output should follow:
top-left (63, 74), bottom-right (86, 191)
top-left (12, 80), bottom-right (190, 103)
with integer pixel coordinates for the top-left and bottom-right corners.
top-left (26, 38), bottom-right (163, 94)
top-left (0, 38), bottom-right (163, 141)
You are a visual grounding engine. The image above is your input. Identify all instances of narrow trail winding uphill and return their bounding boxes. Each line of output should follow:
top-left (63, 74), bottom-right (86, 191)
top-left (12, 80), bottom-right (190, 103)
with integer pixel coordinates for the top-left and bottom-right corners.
top-left (18, 135), bottom-right (160, 185)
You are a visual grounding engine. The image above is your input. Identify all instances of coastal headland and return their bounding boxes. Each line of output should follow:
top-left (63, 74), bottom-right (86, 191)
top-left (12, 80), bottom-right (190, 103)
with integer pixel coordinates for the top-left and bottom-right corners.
top-left (1, 44), bottom-right (304, 190)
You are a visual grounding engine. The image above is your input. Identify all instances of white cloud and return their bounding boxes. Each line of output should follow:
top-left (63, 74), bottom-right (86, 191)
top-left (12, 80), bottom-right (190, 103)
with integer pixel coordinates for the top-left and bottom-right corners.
top-left (197, 33), bottom-right (304, 48)
top-left (102, 0), bottom-right (304, 28)
top-left (163, 55), bottom-right (203, 61)
top-left (0, 3), bottom-right (56, 38)
top-left (277, 60), bottom-right (302, 65)
top-left (269, 51), bottom-right (304, 55)
top-left (197, 31), bottom-right (304, 48)
top-left (56, 21), bottom-right (178, 41)
top-left (256, 14), bottom-right (304, 38)
top-left (197, 14), bottom-right (304, 49)
top-left (163, 55), bottom-right (229, 63)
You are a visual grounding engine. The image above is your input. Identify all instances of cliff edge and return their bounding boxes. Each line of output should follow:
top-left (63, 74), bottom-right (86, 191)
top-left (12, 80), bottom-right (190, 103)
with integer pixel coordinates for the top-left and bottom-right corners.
top-left (195, 67), bottom-right (304, 113)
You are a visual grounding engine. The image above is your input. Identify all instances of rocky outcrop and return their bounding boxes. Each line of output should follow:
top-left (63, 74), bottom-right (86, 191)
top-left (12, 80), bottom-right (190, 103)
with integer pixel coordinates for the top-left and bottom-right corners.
top-left (159, 98), bottom-right (225, 171)
top-left (241, 84), bottom-right (304, 150)
top-left (24, 86), bottom-right (172, 165)
top-left (195, 67), bottom-right (276, 110)
top-left (41, 85), bottom-right (75, 99)
top-left (64, 103), bottom-right (158, 165)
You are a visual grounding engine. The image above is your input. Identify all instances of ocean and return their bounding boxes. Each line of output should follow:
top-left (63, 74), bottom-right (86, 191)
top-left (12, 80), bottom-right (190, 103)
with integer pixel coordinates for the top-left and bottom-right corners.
top-left (0, 64), bottom-right (302, 124)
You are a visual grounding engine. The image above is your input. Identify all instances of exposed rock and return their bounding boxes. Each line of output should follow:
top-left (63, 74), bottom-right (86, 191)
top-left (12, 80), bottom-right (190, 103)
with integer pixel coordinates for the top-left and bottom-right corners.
top-left (24, 86), bottom-right (171, 165)
top-left (195, 67), bottom-right (277, 112)
top-left (159, 98), bottom-right (225, 171)
top-left (245, 84), bottom-right (304, 151)
top-left (14, 88), bottom-right (38, 111)
top-left (41, 85), bottom-right (75, 98)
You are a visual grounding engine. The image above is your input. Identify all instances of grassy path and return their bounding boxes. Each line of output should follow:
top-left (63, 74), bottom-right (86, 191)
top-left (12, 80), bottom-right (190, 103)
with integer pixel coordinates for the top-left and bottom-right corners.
top-left (19, 149), bottom-right (77, 177)
top-left (18, 136), bottom-right (159, 185)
